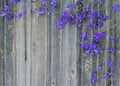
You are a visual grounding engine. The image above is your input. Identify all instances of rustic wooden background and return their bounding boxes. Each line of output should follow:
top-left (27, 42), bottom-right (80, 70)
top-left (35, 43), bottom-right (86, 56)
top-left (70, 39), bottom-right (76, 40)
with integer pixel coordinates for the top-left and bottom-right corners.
top-left (0, 0), bottom-right (120, 86)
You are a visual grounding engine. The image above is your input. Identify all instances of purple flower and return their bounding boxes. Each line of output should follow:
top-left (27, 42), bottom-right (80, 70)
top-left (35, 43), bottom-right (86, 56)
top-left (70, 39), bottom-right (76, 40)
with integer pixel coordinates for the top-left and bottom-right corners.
top-left (91, 72), bottom-right (98, 84)
top-left (47, 9), bottom-right (52, 15)
top-left (7, 14), bottom-right (14, 20)
top-left (1, 11), bottom-right (8, 16)
top-left (1, 5), bottom-right (11, 17)
top-left (39, 7), bottom-right (46, 16)
top-left (98, 0), bottom-right (104, 5)
top-left (109, 47), bottom-right (116, 52)
top-left (98, 63), bottom-right (103, 71)
top-left (61, 11), bottom-right (69, 24)
top-left (97, 14), bottom-right (109, 21)
top-left (97, 21), bottom-right (104, 28)
top-left (22, 10), bottom-right (27, 16)
top-left (55, 21), bottom-right (65, 31)
top-left (10, 0), bottom-right (16, 3)
top-left (16, 10), bottom-right (27, 19)
top-left (29, 3), bottom-right (35, 13)
top-left (62, 11), bottom-right (69, 19)
top-left (102, 15), bottom-right (109, 21)
top-left (80, 43), bottom-right (89, 51)
top-left (69, 14), bottom-right (76, 24)
top-left (80, 32), bottom-right (90, 39)
top-left (66, 3), bottom-right (73, 8)
top-left (20, 0), bottom-right (27, 3)
top-left (103, 72), bottom-right (114, 79)
top-left (79, 0), bottom-right (83, 2)
top-left (4, 5), bottom-right (11, 11)
top-left (51, 0), bottom-right (57, 8)
top-left (109, 37), bottom-right (118, 41)
top-left (42, 0), bottom-right (48, 6)
top-left (16, 13), bottom-right (22, 19)
top-left (112, 4), bottom-right (120, 13)
top-left (74, 1), bottom-right (79, 9)
top-left (93, 32), bottom-right (106, 43)
top-left (86, 23), bottom-right (96, 29)
top-left (107, 59), bottom-right (114, 67)
top-left (89, 11), bottom-right (97, 20)
top-left (10, 0), bottom-right (19, 3)
top-left (94, 48), bottom-right (103, 54)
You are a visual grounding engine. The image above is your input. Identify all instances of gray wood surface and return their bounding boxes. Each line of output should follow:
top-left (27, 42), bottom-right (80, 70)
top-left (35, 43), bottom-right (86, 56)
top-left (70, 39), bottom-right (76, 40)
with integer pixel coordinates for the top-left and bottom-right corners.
top-left (0, 0), bottom-right (120, 86)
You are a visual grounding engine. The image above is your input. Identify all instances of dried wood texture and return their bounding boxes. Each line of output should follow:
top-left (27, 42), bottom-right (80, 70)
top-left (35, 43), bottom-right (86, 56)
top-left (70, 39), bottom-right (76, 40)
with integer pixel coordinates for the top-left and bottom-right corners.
top-left (0, 0), bottom-right (120, 86)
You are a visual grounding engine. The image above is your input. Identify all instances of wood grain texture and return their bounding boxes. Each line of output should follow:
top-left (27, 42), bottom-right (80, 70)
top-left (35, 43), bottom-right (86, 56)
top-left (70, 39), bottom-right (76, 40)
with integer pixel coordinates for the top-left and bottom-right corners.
top-left (0, 0), bottom-right (120, 86)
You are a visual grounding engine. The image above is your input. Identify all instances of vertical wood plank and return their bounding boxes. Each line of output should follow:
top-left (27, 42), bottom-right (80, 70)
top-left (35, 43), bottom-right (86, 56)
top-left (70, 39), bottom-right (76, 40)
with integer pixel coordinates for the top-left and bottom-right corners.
top-left (114, 0), bottom-right (120, 86)
top-left (0, 0), bottom-right (5, 86)
top-left (3, 1), bottom-right (15, 86)
top-left (15, 1), bottom-right (31, 86)
top-left (50, 0), bottom-right (61, 85)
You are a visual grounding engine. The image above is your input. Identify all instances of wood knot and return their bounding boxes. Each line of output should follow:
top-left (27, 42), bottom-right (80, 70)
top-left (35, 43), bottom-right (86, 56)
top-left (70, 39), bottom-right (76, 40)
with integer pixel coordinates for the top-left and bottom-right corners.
top-left (0, 51), bottom-right (4, 59)
top-left (71, 69), bottom-right (75, 75)
top-left (84, 63), bottom-right (90, 71)
top-left (51, 81), bottom-right (55, 86)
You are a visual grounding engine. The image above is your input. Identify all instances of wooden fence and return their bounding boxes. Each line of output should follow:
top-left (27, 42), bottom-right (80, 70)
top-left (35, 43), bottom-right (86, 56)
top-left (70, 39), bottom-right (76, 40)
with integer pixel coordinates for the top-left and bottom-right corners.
top-left (0, 0), bottom-right (120, 86)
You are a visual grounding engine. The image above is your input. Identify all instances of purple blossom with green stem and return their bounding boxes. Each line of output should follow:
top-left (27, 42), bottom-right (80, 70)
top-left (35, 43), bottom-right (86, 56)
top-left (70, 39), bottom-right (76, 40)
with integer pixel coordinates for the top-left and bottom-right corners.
top-left (103, 72), bottom-right (114, 79)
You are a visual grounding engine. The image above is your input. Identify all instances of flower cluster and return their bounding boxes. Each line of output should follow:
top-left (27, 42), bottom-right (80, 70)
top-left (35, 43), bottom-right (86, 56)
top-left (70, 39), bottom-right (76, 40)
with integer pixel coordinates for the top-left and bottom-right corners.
top-left (1, 0), bottom-right (58, 19)
top-left (10, 0), bottom-right (27, 3)
top-left (39, 0), bottom-right (58, 16)
top-left (91, 59), bottom-right (114, 84)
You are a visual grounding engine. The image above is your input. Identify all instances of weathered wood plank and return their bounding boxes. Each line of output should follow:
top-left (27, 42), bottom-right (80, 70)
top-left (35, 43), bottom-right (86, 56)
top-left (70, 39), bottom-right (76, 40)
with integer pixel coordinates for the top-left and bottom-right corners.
top-left (0, 0), bottom-right (5, 86)
top-left (50, 0), bottom-right (61, 85)
top-left (15, 1), bottom-right (31, 86)
top-left (113, 0), bottom-right (120, 86)
top-left (35, 1), bottom-right (48, 86)
top-left (3, 1), bottom-right (16, 86)
top-left (62, 0), bottom-right (78, 86)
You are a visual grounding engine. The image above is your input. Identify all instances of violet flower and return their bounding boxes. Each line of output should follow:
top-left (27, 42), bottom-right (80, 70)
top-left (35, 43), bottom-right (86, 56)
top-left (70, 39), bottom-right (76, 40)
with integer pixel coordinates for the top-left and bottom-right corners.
top-left (16, 13), bottom-right (22, 19)
top-left (1, 5), bottom-right (11, 17)
top-left (20, 0), bottom-right (27, 3)
top-left (103, 72), bottom-right (114, 79)
top-left (109, 47), bottom-right (116, 52)
top-left (42, 0), bottom-right (48, 6)
top-left (112, 4), bottom-right (120, 13)
top-left (91, 72), bottom-right (98, 84)
top-left (39, 7), bottom-right (46, 16)
top-left (107, 59), bottom-right (114, 67)
top-left (109, 37), bottom-right (118, 41)
top-left (66, 3), bottom-right (73, 8)
top-left (47, 9), bottom-right (52, 15)
top-left (7, 14), bottom-right (14, 20)
top-left (69, 14), bottom-right (76, 24)
top-left (51, 0), bottom-right (57, 8)
top-left (98, 63), bottom-right (103, 71)
top-left (80, 32), bottom-right (90, 39)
